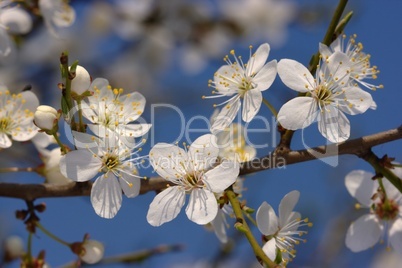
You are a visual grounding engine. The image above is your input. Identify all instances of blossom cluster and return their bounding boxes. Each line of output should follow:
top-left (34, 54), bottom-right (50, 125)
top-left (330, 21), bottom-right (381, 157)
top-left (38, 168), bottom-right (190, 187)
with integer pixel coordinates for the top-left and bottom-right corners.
top-left (0, 0), bottom-right (75, 59)
top-left (0, 22), bottom-right (397, 266)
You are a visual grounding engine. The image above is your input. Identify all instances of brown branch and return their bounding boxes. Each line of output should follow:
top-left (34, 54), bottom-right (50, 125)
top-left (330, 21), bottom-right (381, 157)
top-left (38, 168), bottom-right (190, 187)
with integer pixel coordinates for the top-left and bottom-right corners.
top-left (0, 126), bottom-right (401, 201)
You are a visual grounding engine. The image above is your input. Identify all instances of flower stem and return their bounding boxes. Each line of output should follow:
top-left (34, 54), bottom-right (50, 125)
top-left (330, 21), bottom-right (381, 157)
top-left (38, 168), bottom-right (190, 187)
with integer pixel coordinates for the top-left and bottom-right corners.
top-left (363, 151), bottom-right (402, 194)
top-left (76, 99), bottom-right (85, 133)
top-left (52, 133), bottom-right (68, 155)
top-left (27, 231), bottom-right (33, 264)
top-left (35, 221), bottom-right (71, 247)
top-left (225, 188), bottom-right (279, 268)
top-left (244, 210), bottom-right (258, 227)
top-left (0, 167), bottom-right (37, 173)
top-left (262, 98), bottom-right (277, 118)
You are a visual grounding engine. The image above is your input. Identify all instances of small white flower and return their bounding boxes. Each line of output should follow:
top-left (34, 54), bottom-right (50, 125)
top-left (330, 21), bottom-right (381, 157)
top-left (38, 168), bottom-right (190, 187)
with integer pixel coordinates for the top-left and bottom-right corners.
top-left (205, 43), bottom-right (277, 133)
top-left (0, 6), bottom-right (32, 57)
top-left (256, 190), bottom-right (311, 265)
top-left (0, 87), bottom-right (39, 148)
top-left (147, 134), bottom-right (240, 226)
top-left (34, 105), bottom-right (58, 131)
top-left (345, 169), bottom-right (402, 253)
top-left (277, 51), bottom-right (373, 143)
top-left (81, 78), bottom-right (151, 145)
top-left (38, 0), bottom-right (76, 36)
top-left (319, 34), bottom-right (383, 91)
top-left (80, 240), bottom-right (104, 264)
top-left (70, 65), bottom-right (91, 96)
top-left (60, 131), bottom-right (146, 218)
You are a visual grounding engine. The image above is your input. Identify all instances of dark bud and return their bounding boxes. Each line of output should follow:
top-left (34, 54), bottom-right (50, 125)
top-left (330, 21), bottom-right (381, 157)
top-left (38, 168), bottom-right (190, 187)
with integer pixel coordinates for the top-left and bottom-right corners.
top-left (15, 210), bottom-right (28, 220)
top-left (34, 203), bottom-right (46, 213)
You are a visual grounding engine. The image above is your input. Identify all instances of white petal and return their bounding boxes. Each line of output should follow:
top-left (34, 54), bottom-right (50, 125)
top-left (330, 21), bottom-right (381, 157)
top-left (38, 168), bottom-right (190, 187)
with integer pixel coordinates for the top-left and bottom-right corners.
top-left (21, 91), bottom-right (40, 112)
top-left (369, 100), bottom-right (377, 110)
top-left (119, 174), bottom-right (140, 198)
top-left (72, 131), bottom-right (99, 148)
top-left (149, 143), bottom-right (188, 181)
top-left (337, 87), bottom-right (373, 115)
top-left (344, 170), bottom-right (376, 207)
top-left (253, 60), bottom-right (277, 92)
top-left (59, 150), bottom-right (102, 182)
top-left (279, 190), bottom-right (300, 227)
top-left (242, 89), bottom-right (262, 122)
top-left (214, 65), bottom-right (240, 95)
top-left (277, 97), bottom-right (317, 130)
top-left (210, 97), bottom-right (241, 134)
top-left (345, 214), bottom-right (382, 252)
top-left (188, 134), bottom-right (219, 171)
top-left (10, 124), bottom-right (38, 142)
top-left (326, 51), bottom-right (351, 86)
top-left (0, 29), bottom-right (11, 56)
top-left (318, 43), bottom-right (332, 59)
top-left (246, 43), bottom-right (270, 77)
top-left (0, 133), bottom-right (12, 148)
top-left (91, 174), bottom-right (123, 219)
top-left (389, 218), bottom-right (402, 254)
top-left (203, 160), bottom-right (240, 193)
top-left (262, 239), bottom-right (277, 261)
top-left (147, 186), bottom-right (186, 226)
top-left (121, 92), bottom-right (146, 123)
top-left (318, 106), bottom-right (350, 143)
top-left (118, 123), bottom-right (152, 138)
top-left (186, 188), bottom-right (218, 225)
top-left (256, 201), bottom-right (278, 236)
top-left (90, 78), bottom-right (109, 93)
top-left (277, 59), bottom-right (315, 92)
top-left (210, 210), bottom-right (228, 244)
top-left (0, 7), bottom-right (32, 34)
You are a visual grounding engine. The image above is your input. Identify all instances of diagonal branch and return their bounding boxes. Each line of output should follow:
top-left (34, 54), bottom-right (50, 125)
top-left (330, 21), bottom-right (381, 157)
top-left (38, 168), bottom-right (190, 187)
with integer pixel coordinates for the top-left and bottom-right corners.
top-left (0, 126), bottom-right (401, 201)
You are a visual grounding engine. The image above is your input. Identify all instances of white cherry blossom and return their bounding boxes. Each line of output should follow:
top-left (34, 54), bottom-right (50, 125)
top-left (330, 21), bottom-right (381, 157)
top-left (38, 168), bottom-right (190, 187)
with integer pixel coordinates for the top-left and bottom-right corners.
top-left (60, 131), bottom-right (146, 218)
top-left (345, 169), bottom-right (402, 253)
top-left (0, 5), bottom-right (32, 57)
top-left (0, 87), bottom-right (39, 148)
top-left (277, 51), bottom-right (373, 143)
top-left (256, 190), bottom-right (311, 265)
top-left (81, 78), bottom-right (151, 147)
top-left (38, 0), bottom-right (76, 36)
top-left (147, 134), bottom-right (240, 226)
top-left (319, 34), bottom-right (383, 91)
top-left (204, 43), bottom-right (277, 134)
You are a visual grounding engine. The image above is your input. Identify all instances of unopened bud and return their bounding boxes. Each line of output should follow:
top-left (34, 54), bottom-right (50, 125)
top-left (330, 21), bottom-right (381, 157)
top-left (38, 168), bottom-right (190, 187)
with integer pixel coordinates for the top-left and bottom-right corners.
top-left (80, 240), bottom-right (104, 264)
top-left (34, 105), bottom-right (58, 131)
top-left (70, 65), bottom-right (91, 95)
top-left (15, 210), bottom-right (28, 220)
top-left (35, 203), bottom-right (47, 213)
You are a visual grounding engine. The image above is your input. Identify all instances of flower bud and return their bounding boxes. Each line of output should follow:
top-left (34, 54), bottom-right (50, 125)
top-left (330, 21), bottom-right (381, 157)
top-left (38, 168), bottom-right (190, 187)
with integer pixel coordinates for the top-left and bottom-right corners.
top-left (80, 240), bottom-right (104, 264)
top-left (70, 65), bottom-right (91, 95)
top-left (34, 105), bottom-right (58, 131)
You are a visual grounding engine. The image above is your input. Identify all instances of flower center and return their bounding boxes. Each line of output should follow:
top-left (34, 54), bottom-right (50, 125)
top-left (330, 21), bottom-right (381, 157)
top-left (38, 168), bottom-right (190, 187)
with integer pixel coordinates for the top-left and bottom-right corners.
top-left (374, 199), bottom-right (399, 220)
top-left (102, 154), bottom-right (120, 172)
top-left (313, 85), bottom-right (333, 107)
top-left (0, 116), bottom-right (12, 133)
top-left (183, 171), bottom-right (204, 191)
